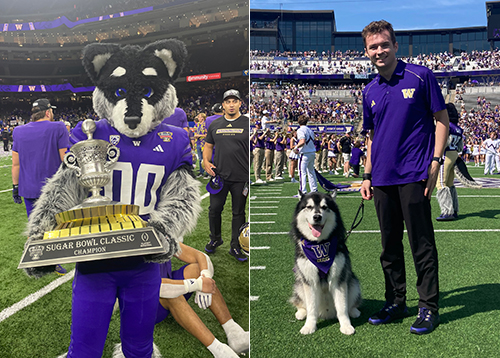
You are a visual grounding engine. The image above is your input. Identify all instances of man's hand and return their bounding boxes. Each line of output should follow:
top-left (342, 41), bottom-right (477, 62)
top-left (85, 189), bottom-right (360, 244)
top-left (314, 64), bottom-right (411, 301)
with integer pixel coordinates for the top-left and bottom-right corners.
top-left (360, 180), bottom-right (373, 200)
top-left (425, 161), bottom-right (441, 199)
top-left (203, 160), bottom-right (216, 177)
top-left (12, 184), bottom-right (22, 204)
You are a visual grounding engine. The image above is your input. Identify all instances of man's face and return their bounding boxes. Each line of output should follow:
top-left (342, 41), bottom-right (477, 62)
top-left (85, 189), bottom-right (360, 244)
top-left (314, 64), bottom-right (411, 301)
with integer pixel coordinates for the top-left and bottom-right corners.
top-left (222, 97), bottom-right (241, 116)
top-left (364, 30), bottom-right (398, 71)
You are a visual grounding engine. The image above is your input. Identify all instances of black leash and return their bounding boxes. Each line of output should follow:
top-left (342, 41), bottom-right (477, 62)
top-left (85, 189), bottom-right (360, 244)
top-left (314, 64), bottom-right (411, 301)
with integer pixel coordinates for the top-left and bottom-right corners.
top-left (345, 198), bottom-right (365, 241)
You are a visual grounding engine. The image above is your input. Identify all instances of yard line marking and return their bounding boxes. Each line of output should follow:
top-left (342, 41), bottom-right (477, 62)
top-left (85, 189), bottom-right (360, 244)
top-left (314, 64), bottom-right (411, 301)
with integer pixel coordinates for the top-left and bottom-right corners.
top-left (0, 269), bottom-right (75, 323)
top-left (250, 213), bottom-right (277, 215)
top-left (250, 206), bottom-right (279, 209)
top-left (0, 188), bottom-right (12, 193)
top-left (251, 221), bottom-right (275, 224)
top-left (250, 296), bottom-right (260, 301)
top-left (250, 246), bottom-right (270, 250)
top-left (201, 192), bottom-right (210, 200)
top-left (250, 266), bottom-right (266, 270)
top-left (252, 229), bottom-right (500, 235)
top-left (249, 201), bottom-right (280, 203)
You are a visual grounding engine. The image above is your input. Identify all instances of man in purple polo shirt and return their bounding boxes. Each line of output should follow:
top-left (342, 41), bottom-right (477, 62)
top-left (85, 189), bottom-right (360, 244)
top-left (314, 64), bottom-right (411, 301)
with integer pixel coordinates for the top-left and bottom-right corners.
top-left (12, 98), bottom-right (69, 276)
top-left (162, 107), bottom-right (189, 133)
top-left (360, 20), bottom-right (449, 335)
top-left (12, 99), bottom-right (69, 217)
top-left (250, 121), bottom-right (266, 184)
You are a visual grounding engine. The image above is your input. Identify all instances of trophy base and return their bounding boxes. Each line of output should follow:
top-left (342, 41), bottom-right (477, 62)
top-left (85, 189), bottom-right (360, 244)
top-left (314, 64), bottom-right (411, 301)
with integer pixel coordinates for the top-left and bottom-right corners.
top-left (18, 227), bottom-right (165, 269)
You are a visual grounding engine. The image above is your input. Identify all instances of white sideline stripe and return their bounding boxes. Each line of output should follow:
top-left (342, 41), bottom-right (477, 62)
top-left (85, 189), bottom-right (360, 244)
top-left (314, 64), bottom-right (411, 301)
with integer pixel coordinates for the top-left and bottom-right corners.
top-left (250, 266), bottom-right (266, 270)
top-left (0, 188), bottom-right (12, 193)
top-left (249, 200), bottom-right (279, 203)
top-left (250, 206), bottom-right (279, 209)
top-left (0, 270), bottom-right (75, 323)
top-left (250, 213), bottom-right (277, 216)
top-left (251, 221), bottom-right (275, 224)
top-left (1, 191), bottom-right (213, 324)
top-left (250, 296), bottom-right (259, 301)
top-left (250, 246), bottom-right (270, 250)
top-left (251, 229), bottom-right (500, 235)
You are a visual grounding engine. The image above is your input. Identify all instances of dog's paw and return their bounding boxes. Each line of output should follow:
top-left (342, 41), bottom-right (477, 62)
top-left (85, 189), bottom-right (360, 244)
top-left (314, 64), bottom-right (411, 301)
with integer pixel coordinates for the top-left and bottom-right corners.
top-left (300, 324), bottom-right (316, 335)
top-left (295, 308), bottom-right (307, 321)
top-left (349, 307), bottom-right (361, 318)
top-left (340, 324), bottom-right (356, 335)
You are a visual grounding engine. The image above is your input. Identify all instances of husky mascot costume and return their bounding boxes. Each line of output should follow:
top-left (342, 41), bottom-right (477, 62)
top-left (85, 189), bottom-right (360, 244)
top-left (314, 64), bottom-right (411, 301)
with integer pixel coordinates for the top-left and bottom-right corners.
top-left (23, 39), bottom-right (202, 358)
top-left (436, 102), bottom-right (480, 221)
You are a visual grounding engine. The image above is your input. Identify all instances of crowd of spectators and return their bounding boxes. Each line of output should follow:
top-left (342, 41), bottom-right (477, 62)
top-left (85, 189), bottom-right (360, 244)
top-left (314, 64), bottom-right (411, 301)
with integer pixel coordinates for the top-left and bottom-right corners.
top-left (250, 83), bottom-right (360, 125)
top-left (251, 48), bottom-right (500, 74)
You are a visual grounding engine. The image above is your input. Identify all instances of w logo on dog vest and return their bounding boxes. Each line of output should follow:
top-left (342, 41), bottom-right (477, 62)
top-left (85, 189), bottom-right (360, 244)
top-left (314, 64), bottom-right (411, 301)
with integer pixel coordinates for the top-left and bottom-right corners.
top-left (301, 236), bottom-right (338, 276)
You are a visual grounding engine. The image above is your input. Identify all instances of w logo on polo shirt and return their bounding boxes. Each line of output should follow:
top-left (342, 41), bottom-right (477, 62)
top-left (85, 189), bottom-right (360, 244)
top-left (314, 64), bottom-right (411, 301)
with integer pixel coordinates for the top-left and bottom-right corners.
top-left (401, 88), bottom-right (416, 99)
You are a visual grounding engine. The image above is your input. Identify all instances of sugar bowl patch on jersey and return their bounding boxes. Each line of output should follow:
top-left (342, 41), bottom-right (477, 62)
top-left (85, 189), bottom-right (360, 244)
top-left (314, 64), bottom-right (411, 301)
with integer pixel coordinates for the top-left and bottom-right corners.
top-left (158, 131), bottom-right (173, 142)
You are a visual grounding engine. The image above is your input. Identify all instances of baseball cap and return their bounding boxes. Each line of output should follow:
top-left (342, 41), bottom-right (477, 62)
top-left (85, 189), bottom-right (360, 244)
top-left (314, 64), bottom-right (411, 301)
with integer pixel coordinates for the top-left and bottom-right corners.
top-left (223, 89), bottom-right (241, 101)
top-left (32, 99), bottom-right (56, 113)
top-left (206, 174), bottom-right (224, 195)
top-left (212, 103), bottom-right (223, 113)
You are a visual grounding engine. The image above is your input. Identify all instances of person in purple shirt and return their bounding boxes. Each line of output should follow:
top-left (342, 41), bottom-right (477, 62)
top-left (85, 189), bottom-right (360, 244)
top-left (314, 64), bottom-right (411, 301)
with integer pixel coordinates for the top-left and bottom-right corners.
top-left (162, 107), bottom-right (189, 132)
top-left (360, 20), bottom-right (449, 335)
top-left (12, 98), bottom-right (69, 275)
top-left (12, 99), bottom-right (69, 216)
top-left (205, 103), bottom-right (223, 130)
top-left (348, 140), bottom-right (365, 178)
top-left (273, 127), bottom-right (287, 179)
top-left (264, 130), bottom-right (275, 182)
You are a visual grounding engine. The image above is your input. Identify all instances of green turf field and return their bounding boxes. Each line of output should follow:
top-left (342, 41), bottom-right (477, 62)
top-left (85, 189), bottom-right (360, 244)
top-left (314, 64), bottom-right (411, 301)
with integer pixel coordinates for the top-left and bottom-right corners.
top-left (250, 165), bottom-right (500, 358)
top-left (0, 155), bottom-right (248, 358)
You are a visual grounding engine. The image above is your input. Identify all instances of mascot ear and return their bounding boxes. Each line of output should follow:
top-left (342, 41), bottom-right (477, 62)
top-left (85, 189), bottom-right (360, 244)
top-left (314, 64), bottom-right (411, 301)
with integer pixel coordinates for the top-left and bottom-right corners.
top-left (143, 39), bottom-right (187, 81)
top-left (82, 43), bottom-right (121, 84)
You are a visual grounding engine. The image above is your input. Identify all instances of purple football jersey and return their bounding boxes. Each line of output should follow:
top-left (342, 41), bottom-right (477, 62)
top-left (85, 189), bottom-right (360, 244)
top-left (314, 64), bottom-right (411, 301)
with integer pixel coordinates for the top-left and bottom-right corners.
top-left (70, 119), bottom-right (192, 216)
top-left (12, 120), bottom-right (69, 198)
top-left (162, 108), bottom-right (188, 128)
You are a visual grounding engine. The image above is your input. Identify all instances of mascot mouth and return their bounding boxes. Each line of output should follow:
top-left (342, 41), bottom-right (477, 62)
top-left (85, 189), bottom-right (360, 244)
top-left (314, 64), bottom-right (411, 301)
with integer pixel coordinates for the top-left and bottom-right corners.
top-left (308, 223), bottom-right (324, 238)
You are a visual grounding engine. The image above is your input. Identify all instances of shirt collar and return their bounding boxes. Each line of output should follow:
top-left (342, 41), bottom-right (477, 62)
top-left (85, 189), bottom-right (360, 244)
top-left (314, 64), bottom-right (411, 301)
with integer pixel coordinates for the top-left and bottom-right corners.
top-left (377, 60), bottom-right (406, 84)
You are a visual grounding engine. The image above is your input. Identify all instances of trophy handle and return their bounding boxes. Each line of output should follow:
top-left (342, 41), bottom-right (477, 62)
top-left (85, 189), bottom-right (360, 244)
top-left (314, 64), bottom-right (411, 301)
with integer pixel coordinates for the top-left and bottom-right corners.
top-left (104, 144), bottom-right (120, 171)
top-left (64, 151), bottom-right (81, 176)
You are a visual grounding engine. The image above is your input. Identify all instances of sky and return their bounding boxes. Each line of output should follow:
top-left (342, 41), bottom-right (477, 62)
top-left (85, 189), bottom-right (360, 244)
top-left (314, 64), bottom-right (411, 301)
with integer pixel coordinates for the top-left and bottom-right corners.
top-left (250, 0), bottom-right (490, 32)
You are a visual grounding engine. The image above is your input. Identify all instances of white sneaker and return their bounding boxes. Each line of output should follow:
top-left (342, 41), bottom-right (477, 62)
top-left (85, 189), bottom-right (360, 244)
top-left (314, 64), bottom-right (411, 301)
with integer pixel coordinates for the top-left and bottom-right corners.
top-left (334, 170), bottom-right (339, 175)
top-left (275, 176), bottom-right (284, 180)
top-left (268, 178), bottom-right (274, 182)
top-left (255, 179), bottom-right (265, 184)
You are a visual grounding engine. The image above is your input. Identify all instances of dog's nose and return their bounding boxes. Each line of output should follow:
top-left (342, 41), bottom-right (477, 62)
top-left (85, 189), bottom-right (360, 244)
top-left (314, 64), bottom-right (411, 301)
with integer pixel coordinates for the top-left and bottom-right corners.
top-left (124, 116), bottom-right (141, 129)
top-left (313, 214), bottom-right (322, 222)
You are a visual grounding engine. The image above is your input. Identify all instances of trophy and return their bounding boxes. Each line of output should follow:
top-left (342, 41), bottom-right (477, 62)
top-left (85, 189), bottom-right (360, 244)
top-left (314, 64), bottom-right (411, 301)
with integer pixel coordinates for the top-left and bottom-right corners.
top-left (19, 119), bottom-right (166, 269)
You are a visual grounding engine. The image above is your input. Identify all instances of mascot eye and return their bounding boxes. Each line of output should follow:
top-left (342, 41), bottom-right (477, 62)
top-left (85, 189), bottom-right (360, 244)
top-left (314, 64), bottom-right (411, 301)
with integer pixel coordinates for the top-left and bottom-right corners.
top-left (115, 88), bottom-right (127, 97)
top-left (143, 87), bottom-right (154, 98)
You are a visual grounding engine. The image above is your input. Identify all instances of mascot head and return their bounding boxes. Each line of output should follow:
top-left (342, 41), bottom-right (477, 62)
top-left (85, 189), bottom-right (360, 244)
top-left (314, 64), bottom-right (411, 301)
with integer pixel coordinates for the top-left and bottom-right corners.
top-left (82, 39), bottom-right (187, 138)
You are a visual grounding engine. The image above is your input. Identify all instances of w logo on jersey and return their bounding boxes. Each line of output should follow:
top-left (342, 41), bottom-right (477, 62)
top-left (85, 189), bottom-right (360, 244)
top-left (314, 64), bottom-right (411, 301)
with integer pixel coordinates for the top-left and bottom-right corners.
top-left (401, 88), bottom-right (416, 99)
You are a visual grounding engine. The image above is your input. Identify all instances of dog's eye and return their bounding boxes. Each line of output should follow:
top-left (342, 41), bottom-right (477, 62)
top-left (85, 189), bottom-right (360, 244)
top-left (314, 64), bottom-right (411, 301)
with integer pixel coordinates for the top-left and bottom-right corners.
top-left (143, 87), bottom-right (154, 98)
top-left (321, 206), bottom-right (328, 210)
top-left (115, 88), bottom-right (127, 97)
top-left (306, 205), bottom-right (313, 210)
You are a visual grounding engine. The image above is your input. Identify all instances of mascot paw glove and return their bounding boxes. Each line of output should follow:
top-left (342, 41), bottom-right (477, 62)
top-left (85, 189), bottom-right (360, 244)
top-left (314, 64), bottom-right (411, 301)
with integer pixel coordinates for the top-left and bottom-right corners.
top-left (12, 184), bottom-right (22, 204)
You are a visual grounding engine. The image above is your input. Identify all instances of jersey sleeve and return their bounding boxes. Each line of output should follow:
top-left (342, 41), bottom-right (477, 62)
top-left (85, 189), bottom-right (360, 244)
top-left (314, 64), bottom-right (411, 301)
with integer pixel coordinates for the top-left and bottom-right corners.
top-left (424, 69), bottom-right (446, 114)
top-left (205, 124), bottom-right (215, 145)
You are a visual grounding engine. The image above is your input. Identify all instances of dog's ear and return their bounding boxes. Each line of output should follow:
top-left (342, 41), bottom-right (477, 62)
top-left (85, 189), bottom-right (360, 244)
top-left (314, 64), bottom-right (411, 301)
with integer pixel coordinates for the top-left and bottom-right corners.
top-left (82, 43), bottom-right (122, 84)
top-left (143, 39), bottom-right (188, 81)
top-left (298, 190), bottom-right (304, 200)
top-left (329, 189), bottom-right (338, 202)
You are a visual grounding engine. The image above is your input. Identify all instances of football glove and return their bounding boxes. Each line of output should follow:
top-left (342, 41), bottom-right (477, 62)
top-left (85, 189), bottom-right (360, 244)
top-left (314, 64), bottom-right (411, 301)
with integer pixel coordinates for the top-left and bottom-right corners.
top-left (12, 184), bottom-right (22, 204)
top-left (195, 291), bottom-right (212, 310)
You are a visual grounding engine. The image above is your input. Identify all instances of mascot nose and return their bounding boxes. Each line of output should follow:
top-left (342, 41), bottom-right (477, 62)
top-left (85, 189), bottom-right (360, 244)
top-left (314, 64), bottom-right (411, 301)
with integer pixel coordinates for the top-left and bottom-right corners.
top-left (124, 116), bottom-right (141, 129)
top-left (313, 214), bottom-right (322, 222)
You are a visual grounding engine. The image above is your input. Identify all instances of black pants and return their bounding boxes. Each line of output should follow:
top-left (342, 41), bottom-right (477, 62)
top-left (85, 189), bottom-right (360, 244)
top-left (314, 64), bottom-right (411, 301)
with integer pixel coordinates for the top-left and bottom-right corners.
top-left (373, 182), bottom-right (439, 312)
top-left (209, 180), bottom-right (247, 248)
top-left (3, 139), bottom-right (9, 151)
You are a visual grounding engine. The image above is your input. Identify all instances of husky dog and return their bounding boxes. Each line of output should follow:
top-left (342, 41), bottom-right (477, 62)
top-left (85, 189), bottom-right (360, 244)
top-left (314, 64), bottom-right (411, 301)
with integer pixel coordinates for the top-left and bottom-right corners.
top-left (290, 192), bottom-right (361, 335)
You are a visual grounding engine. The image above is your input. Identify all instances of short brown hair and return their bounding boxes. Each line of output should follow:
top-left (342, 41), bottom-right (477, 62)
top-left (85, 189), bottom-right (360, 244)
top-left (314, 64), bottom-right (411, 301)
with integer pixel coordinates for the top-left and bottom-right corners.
top-left (31, 109), bottom-right (47, 122)
top-left (361, 20), bottom-right (396, 47)
top-left (297, 115), bottom-right (309, 125)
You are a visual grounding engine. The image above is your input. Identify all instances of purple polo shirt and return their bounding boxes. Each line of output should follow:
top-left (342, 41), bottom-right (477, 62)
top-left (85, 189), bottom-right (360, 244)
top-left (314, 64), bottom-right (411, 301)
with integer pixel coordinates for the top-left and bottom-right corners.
top-left (276, 137), bottom-right (286, 151)
top-left (362, 60), bottom-right (446, 186)
top-left (162, 108), bottom-right (188, 128)
top-left (349, 147), bottom-right (363, 166)
top-left (12, 120), bottom-right (69, 198)
top-left (265, 136), bottom-right (275, 150)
